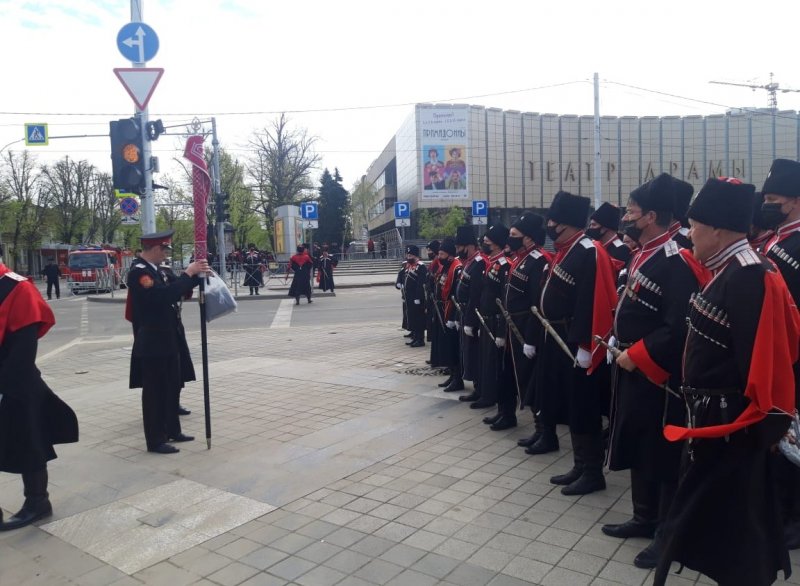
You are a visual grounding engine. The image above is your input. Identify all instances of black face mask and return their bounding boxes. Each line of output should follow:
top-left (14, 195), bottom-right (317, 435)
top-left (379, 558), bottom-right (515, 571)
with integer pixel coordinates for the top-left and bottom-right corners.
top-left (457, 251), bottom-right (467, 260)
top-left (503, 249), bottom-right (514, 258)
top-left (440, 258), bottom-right (452, 268)
top-left (427, 252), bottom-right (435, 260)
top-left (622, 220), bottom-right (643, 244)
top-left (545, 226), bottom-right (562, 243)
top-left (584, 227), bottom-right (604, 241)
top-left (760, 202), bottom-right (788, 230)
top-left (506, 236), bottom-right (524, 251)
top-left (480, 243), bottom-right (492, 255)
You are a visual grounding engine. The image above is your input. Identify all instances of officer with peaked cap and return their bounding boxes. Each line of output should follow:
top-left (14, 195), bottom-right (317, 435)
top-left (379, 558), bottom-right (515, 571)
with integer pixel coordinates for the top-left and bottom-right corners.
top-left (126, 230), bottom-right (209, 454)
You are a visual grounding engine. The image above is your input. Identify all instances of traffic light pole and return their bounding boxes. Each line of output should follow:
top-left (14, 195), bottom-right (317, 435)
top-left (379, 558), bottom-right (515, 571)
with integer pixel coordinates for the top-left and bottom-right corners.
top-left (131, 0), bottom-right (155, 234)
top-left (211, 117), bottom-right (226, 280)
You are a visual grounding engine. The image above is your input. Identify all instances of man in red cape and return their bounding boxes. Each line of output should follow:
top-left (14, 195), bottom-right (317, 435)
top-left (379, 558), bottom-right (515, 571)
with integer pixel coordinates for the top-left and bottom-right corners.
top-left (654, 178), bottom-right (799, 586)
top-left (0, 260), bottom-right (78, 531)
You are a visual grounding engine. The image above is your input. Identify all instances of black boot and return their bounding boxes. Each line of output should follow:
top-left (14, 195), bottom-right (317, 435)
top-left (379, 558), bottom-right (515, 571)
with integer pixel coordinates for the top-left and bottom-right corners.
top-left (250, 287), bottom-right (254, 295)
top-left (438, 375), bottom-right (454, 388)
top-left (551, 438), bottom-right (584, 485)
top-left (561, 433), bottom-right (606, 496)
top-left (483, 412), bottom-right (501, 425)
top-left (602, 469), bottom-right (658, 539)
top-left (525, 425), bottom-right (559, 455)
top-left (459, 391), bottom-right (480, 402)
top-left (0, 468), bottom-right (52, 532)
top-left (517, 413), bottom-right (543, 447)
top-left (633, 532), bottom-right (663, 569)
top-left (295, 297), bottom-right (300, 305)
top-left (443, 377), bottom-right (465, 392)
top-left (409, 339), bottom-right (425, 348)
top-left (490, 416), bottom-right (517, 431)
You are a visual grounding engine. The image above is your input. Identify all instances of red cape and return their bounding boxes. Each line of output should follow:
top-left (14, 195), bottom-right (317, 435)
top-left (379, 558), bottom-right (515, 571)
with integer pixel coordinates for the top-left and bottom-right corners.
top-left (441, 258), bottom-right (462, 320)
top-left (587, 242), bottom-right (618, 374)
top-left (0, 264), bottom-right (55, 345)
top-left (664, 269), bottom-right (800, 440)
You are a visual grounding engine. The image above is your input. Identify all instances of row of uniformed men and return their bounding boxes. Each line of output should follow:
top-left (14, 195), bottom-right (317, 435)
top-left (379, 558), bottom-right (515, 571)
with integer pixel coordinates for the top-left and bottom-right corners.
top-left (396, 158), bottom-right (800, 585)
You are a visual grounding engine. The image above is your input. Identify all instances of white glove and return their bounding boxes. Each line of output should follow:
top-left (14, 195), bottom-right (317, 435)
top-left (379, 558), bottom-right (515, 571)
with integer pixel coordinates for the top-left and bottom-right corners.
top-left (606, 335), bottom-right (617, 365)
top-left (464, 326), bottom-right (475, 337)
top-left (495, 337), bottom-right (506, 349)
top-left (395, 283), bottom-right (402, 289)
top-left (576, 347), bottom-right (592, 369)
top-left (446, 320), bottom-right (456, 329)
top-left (413, 299), bottom-right (421, 305)
top-left (454, 321), bottom-right (461, 330)
top-left (523, 344), bottom-right (536, 359)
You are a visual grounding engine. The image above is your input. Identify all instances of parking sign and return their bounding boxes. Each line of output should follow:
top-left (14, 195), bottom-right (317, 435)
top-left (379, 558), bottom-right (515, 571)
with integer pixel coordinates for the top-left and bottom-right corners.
top-left (394, 202), bottom-right (410, 218)
top-left (471, 200), bottom-right (488, 217)
top-left (301, 202), bottom-right (319, 220)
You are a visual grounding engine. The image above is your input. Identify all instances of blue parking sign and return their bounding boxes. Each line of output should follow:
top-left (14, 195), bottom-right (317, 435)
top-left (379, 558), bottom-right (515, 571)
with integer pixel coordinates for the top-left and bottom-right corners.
top-left (394, 202), bottom-right (410, 218)
top-left (301, 202), bottom-right (318, 220)
top-left (472, 200), bottom-right (488, 217)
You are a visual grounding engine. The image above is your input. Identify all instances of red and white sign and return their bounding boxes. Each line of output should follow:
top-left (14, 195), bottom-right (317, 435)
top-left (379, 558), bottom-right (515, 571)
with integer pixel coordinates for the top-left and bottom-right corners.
top-left (113, 67), bottom-right (164, 111)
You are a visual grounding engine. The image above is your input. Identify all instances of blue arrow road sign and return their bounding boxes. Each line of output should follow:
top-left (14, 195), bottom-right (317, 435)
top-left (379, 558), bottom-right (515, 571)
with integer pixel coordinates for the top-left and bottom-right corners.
top-left (472, 200), bottom-right (488, 217)
top-left (394, 202), bottom-right (410, 218)
top-left (300, 202), bottom-right (318, 220)
top-left (117, 22), bottom-right (159, 64)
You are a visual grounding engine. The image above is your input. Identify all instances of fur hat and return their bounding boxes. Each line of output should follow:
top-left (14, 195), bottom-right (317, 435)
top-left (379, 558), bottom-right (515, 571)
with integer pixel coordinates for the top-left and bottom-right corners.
top-left (513, 213), bottom-right (546, 245)
top-left (762, 159), bottom-right (800, 198)
top-left (427, 240), bottom-right (441, 253)
top-left (484, 223), bottom-right (509, 248)
top-left (406, 245), bottom-right (420, 257)
top-left (546, 192), bottom-right (590, 228)
top-left (687, 178), bottom-right (755, 233)
top-left (672, 177), bottom-right (694, 225)
top-left (590, 202), bottom-right (622, 231)
top-left (629, 173), bottom-right (675, 213)
top-left (439, 238), bottom-right (457, 257)
top-left (455, 225), bottom-right (476, 246)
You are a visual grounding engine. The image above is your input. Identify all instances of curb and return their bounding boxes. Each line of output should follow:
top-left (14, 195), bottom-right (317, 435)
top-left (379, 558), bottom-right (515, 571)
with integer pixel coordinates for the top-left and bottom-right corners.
top-left (86, 280), bottom-right (394, 303)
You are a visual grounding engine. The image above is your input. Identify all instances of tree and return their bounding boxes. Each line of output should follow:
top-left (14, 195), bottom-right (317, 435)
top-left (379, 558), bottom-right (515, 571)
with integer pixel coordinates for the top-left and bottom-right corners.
top-left (247, 113), bottom-right (320, 241)
top-left (39, 156), bottom-right (93, 244)
top-left (85, 171), bottom-right (123, 244)
top-left (416, 206), bottom-right (468, 240)
top-left (0, 150), bottom-right (42, 270)
top-left (317, 168), bottom-right (349, 247)
top-left (349, 177), bottom-right (376, 241)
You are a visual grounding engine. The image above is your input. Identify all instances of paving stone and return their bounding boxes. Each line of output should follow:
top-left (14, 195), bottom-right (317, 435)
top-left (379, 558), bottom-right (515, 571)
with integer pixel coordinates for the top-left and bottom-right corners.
top-left (557, 550), bottom-right (607, 576)
top-left (296, 520), bottom-right (339, 540)
top-left (239, 546), bottom-right (289, 570)
top-left (174, 549), bottom-right (231, 576)
top-left (542, 566), bottom-right (594, 586)
top-left (294, 564), bottom-right (347, 586)
top-left (467, 546), bottom-right (515, 572)
top-left (432, 537), bottom-right (481, 561)
top-left (597, 560), bottom-right (650, 585)
top-left (324, 528), bottom-right (367, 548)
top-left (133, 562), bottom-right (197, 586)
top-left (217, 538), bottom-right (264, 560)
top-left (385, 569), bottom-right (439, 586)
top-left (411, 552), bottom-right (461, 579)
top-left (501, 556), bottom-right (552, 584)
top-left (267, 556), bottom-right (317, 582)
top-left (296, 540), bottom-right (343, 564)
top-left (353, 559), bottom-right (404, 585)
top-left (247, 525), bottom-right (292, 546)
top-left (483, 532), bottom-right (530, 555)
top-left (401, 529), bottom-right (447, 550)
top-left (270, 533), bottom-right (317, 555)
top-left (206, 561), bottom-right (260, 586)
top-left (443, 562), bottom-right (497, 586)
top-left (324, 549), bottom-right (372, 574)
top-left (536, 526), bottom-right (583, 549)
top-left (373, 521), bottom-right (417, 542)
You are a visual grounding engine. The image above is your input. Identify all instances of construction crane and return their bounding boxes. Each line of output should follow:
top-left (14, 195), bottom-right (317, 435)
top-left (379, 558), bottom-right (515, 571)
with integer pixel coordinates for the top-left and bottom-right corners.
top-left (710, 73), bottom-right (800, 110)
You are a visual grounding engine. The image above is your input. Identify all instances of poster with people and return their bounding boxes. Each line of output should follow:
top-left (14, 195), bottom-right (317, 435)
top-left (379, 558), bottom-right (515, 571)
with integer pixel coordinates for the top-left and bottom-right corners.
top-left (420, 107), bottom-right (469, 199)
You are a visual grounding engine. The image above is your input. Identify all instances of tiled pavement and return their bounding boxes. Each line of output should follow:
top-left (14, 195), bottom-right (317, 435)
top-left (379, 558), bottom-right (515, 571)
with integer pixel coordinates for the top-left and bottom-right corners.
top-left (2, 319), bottom-right (800, 585)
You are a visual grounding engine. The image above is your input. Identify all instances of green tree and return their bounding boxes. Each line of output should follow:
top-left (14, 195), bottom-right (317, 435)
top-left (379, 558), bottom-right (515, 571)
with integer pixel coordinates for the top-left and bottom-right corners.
top-left (316, 168), bottom-right (349, 248)
top-left (416, 206), bottom-right (467, 240)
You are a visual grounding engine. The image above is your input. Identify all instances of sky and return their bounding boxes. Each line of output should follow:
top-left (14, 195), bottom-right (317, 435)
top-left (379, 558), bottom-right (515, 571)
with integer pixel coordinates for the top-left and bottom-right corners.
top-left (1, 0), bottom-right (800, 192)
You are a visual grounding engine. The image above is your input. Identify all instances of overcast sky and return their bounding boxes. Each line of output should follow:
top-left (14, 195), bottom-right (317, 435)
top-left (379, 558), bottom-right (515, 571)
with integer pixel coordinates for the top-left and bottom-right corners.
top-left (1, 0), bottom-right (799, 192)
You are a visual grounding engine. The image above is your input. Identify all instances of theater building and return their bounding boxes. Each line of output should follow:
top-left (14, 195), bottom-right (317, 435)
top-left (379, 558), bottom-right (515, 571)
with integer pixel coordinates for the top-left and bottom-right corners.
top-left (363, 103), bottom-right (800, 235)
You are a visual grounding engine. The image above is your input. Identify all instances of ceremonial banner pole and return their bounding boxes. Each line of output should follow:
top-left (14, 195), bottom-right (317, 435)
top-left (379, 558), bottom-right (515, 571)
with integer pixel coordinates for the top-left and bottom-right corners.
top-left (184, 133), bottom-right (213, 449)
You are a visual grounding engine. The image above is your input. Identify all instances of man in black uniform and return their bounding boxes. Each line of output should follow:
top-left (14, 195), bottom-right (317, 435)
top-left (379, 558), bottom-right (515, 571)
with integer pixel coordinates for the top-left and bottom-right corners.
top-left (426, 241), bottom-right (444, 362)
top-left (586, 202), bottom-right (631, 266)
top-left (533, 192), bottom-right (617, 497)
top-left (243, 244), bottom-right (263, 295)
top-left (402, 245), bottom-right (427, 347)
top-left (126, 230), bottom-right (208, 454)
top-left (396, 259), bottom-right (410, 337)
top-left (602, 175), bottom-right (708, 569)
top-left (475, 224), bottom-right (510, 416)
top-left (654, 177), bottom-right (798, 586)
top-left (40, 260), bottom-right (61, 300)
top-left (317, 246), bottom-right (338, 294)
top-left (435, 238), bottom-right (463, 391)
top-left (454, 226), bottom-right (486, 402)
top-left (759, 158), bottom-right (800, 549)
top-left (490, 214), bottom-right (550, 432)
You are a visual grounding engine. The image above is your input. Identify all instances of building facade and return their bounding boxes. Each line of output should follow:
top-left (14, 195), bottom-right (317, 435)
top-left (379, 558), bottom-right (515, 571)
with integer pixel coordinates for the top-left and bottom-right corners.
top-left (364, 103), bottom-right (800, 235)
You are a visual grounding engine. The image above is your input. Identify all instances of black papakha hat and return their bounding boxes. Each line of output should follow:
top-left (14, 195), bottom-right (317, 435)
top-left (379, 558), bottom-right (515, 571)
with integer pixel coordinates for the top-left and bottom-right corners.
top-left (547, 192), bottom-right (590, 229)
top-left (484, 223), bottom-right (509, 248)
top-left (513, 212), bottom-right (547, 245)
top-left (590, 202), bottom-right (622, 231)
top-left (427, 240), bottom-right (440, 253)
top-left (629, 173), bottom-right (675, 214)
top-left (406, 245), bottom-right (420, 257)
top-left (672, 177), bottom-right (694, 225)
top-left (762, 159), bottom-right (800, 198)
top-left (439, 238), bottom-right (457, 257)
top-left (455, 225), bottom-right (476, 246)
top-left (687, 178), bottom-right (755, 233)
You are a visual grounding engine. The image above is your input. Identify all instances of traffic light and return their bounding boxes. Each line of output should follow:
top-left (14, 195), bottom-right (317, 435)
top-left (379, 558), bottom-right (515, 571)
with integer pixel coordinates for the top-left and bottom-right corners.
top-left (216, 192), bottom-right (231, 223)
top-left (109, 117), bottom-right (145, 193)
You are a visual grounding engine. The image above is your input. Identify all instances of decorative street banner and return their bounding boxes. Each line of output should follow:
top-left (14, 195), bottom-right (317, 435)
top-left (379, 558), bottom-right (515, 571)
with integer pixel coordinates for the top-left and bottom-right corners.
top-left (420, 107), bottom-right (468, 200)
top-left (184, 135), bottom-right (211, 260)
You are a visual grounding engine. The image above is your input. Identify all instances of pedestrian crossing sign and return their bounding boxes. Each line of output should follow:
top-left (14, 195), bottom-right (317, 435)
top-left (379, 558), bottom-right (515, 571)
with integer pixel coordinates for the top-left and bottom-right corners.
top-left (24, 123), bottom-right (48, 146)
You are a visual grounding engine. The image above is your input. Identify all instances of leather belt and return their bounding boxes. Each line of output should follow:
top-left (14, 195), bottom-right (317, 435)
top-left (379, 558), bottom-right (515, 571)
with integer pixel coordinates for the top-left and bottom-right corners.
top-left (680, 386), bottom-right (739, 396)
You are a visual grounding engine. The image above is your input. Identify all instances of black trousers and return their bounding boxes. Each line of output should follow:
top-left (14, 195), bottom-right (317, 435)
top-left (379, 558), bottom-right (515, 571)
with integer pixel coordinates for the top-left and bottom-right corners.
top-left (46, 279), bottom-right (60, 299)
top-left (141, 355), bottom-right (182, 449)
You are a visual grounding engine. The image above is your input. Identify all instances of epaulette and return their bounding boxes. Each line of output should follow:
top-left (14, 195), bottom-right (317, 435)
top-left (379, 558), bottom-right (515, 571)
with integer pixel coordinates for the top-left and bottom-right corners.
top-left (580, 237), bottom-right (593, 249)
top-left (529, 249), bottom-right (543, 259)
top-left (612, 238), bottom-right (625, 248)
top-left (498, 257), bottom-right (508, 265)
top-left (664, 240), bottom-right (680, 257)
top-left (736, 249), bottom-right (761, 267)
top-left (133, 262), bottom-right (147, 269)
top-left (475, 254), bottom-right (483, 262)
top-left (1, 271), bottom-right (26, 282)
top-left (679, 227), bottom-right (690, 237)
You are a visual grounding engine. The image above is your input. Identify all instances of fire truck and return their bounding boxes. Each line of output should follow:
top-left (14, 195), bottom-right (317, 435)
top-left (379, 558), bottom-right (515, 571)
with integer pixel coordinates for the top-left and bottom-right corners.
top-left (66, 246), bottom-right (133, 294)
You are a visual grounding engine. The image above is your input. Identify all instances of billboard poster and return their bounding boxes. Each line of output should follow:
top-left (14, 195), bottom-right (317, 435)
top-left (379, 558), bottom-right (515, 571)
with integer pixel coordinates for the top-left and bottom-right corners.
top-left (420, 107), bottom-right (468, 200)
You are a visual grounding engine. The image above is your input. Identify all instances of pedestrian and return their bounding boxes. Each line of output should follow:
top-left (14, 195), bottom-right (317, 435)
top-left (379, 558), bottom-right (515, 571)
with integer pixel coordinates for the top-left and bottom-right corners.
top-left (402, 245), bottom-right (427, 347)
top-left (368, 237), bottom-right (376, 260)
top-left (397, 259), bottom-right (409, 335)
top-left (435, 238), bottom-right (463, 392)
top-left (533, 191), bottom-right (617, 497)
top-left (380, 238), bottom-right (387, 259)
top-left (40, 260), bottom-right (61, 300)
top-left (125, 230), bottom-right (208, 455)
top-left (0, 257), bottom-right (78, 531)
top-left (654, 177), bottom-right (799, 586)
top-left (243, 244), bottom-right (263, 295)
top-left (287, 245), bottom-right (313, 304)
top-left (454, 225), bottom-right (487, 403)
top-left (602, 174), bottom-right (709, 569)
top-left (317, 246), bottom-right (338, 294)
top-left (426, 240), bottom-right (443, 361)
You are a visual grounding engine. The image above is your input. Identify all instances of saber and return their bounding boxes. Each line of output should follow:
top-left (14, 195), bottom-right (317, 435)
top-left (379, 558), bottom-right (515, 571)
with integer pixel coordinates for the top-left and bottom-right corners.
top-left (530, 305), bottom-right (577, 366)
top-left (425, 283), bottom-right (446, 330)
top-left (450, 295), bottom-right (464, 322)
top-left (592, 335), bottom-right (681, 399)
top-left (474, 309), bottom-right (497, 344)
top-left (495, 298), bottom-right (525, 345)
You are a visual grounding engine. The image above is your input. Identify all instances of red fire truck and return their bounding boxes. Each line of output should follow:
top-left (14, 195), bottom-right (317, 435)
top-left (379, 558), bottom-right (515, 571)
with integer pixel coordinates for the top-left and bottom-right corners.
top-left (66, 246), bottom-right (132, 294)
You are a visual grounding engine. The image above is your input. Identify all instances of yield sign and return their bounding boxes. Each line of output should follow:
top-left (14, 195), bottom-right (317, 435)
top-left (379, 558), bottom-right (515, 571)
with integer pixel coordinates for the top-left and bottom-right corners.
top-left (113, 67), bottom-right (164, 110)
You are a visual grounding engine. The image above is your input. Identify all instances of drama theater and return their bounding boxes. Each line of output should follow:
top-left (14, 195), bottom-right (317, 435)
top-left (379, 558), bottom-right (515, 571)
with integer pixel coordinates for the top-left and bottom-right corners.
top-left (363, 103), bottom-right (800, 235)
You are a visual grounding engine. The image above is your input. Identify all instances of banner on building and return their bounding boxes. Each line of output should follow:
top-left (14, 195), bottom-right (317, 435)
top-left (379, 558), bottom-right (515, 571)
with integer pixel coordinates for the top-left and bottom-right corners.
top-left (420, 107), bottom-right (468, 200)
